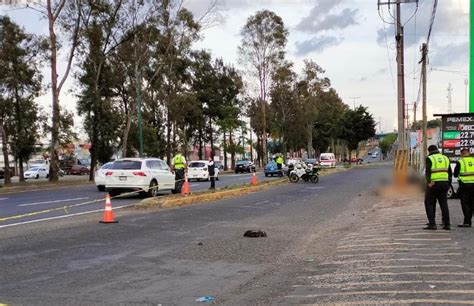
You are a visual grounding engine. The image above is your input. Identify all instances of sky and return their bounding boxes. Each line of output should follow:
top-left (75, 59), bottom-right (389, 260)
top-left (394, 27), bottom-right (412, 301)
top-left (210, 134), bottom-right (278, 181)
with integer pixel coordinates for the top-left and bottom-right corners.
top-left (0, 0), bottom-right (470, 135)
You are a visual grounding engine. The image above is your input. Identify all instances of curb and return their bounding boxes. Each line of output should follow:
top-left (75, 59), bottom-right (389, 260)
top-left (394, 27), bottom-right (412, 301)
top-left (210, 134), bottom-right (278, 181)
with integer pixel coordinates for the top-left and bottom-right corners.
top-left (137, 167), bottom-right (349, 210)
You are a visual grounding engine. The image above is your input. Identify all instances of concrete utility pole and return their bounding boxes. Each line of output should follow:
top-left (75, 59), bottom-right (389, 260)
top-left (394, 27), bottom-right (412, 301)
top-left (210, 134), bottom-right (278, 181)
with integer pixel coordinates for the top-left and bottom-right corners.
top-left (447, 83), bottom-right (453, 114)
top-left (421, 43), bottom-right (428, 172)
top-left (396, 0), bottom-right (407, 149)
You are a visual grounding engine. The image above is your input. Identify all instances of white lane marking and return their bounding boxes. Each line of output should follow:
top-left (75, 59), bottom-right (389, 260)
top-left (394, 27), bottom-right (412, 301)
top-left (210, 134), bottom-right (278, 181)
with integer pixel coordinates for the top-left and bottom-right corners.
top-left (190, 184), bottom-right (199, 187)
top-left (337, 243), bottom-right (429, 248)
top-left (18, 197), bottom-right (90, 207)
top-left (305, 186), bottom-right (326, 190)
top-left (0, 198), bottom-right (8, 201)
top-left (285, 290), bottom-right (474, 299)
top-left (0, 204), bottom-right (133, 229)
top-left (293, 280), bottom-right (474, 287)
top-left (321, 258), bottom-right (451, 264)
top-left (291, 300), bottom-right (474, 305)
top-left (307, 272), bottom-right (474, 278)
top-left (255, 200), bottom-right (270, 205)
top-left (337, 252), bottom-right (462, 257)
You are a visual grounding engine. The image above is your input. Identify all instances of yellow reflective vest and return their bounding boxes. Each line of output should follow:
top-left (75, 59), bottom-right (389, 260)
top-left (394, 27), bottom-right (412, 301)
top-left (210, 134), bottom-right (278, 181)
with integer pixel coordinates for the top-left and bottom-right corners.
top-left (172, 154), bottom-right (186, 169)
top-left (428, 153), bottom-right (450, 182)
top-left (459, 156), bottom-right (474, 184)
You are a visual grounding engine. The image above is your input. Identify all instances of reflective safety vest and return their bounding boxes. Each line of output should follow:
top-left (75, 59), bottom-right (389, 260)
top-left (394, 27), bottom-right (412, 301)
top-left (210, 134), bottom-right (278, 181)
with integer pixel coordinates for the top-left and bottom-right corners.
top-left (276, 157), bottom-right (284, 164)
top-left (173, 154), bottom-right (186, 169)
top-left (428, 153), bottom-right (450, 182)
top-left (459, 157), bottom-right (474, 183)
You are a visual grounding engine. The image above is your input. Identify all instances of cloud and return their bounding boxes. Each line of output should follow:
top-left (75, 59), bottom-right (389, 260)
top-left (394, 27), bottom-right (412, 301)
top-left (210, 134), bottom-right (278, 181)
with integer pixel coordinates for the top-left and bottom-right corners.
top-left (297, 6), bottom-right (358, 33)
top-left (295, 35), bottom-right (343, 55)
top-left (430, 41), bottom-right (468, 67)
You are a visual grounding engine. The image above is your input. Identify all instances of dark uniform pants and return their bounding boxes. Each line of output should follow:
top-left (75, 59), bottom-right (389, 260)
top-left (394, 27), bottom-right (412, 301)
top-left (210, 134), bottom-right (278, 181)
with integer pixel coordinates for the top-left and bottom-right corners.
top-left (209, 174), bottom-right (215, 189)
top-left (175, 169), bottom-right (185, 193)
top-left (277, 163), bottom-right (283, 177)
top-left (424, 181), bottom-right (450, 226)
top-left (459, 183), bottom-right (474, 225)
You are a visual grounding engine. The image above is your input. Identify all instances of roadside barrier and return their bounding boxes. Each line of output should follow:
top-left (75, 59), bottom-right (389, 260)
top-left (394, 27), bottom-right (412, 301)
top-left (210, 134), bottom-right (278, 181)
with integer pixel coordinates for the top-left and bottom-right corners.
top-left (99, 194), bottom-right (118, 224)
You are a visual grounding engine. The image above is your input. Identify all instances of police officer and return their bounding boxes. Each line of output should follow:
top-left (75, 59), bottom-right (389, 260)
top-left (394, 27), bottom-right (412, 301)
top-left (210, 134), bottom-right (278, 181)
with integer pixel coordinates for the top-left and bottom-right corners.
top-left (172, 151), bottom-right (187, 193)
top-left (208, 155), bottom-right (216, 190)
top-left (454, 148), bottom-right (474, 227)
top-left (424, 145), bottom-right (452, 230)
top-left (276, 155), bottom-right (284, 177)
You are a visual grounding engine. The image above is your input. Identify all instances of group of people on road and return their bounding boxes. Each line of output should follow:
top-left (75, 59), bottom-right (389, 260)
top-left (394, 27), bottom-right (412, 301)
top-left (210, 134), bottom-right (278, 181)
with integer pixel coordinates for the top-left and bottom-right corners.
top-left (424, 145), bottom-right (474, 230)
top-left (171, 151), bottom-right (216, 193)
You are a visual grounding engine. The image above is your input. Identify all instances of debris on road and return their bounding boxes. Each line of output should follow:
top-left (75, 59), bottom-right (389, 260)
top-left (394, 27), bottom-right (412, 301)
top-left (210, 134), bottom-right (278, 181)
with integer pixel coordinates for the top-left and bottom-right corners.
top-left (243, 230), bottom-right (267, 238)
top-left (196, 296), bottom-right (215, 303)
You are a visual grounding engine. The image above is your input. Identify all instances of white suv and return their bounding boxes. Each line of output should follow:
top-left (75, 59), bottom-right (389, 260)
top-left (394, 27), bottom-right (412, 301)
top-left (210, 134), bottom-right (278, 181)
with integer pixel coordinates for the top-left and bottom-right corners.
top-left (188, 160), bottom-right (220, 181)
top-left (105, 158), bottom-right (175, 197)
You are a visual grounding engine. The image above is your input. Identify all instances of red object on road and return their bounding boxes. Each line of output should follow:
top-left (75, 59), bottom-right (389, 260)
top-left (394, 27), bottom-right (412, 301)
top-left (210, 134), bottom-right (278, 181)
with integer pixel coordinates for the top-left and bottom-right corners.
top-left (251, 172), bottom-right (257, 186)
top-left (99, 194), bottom-right (118, 224)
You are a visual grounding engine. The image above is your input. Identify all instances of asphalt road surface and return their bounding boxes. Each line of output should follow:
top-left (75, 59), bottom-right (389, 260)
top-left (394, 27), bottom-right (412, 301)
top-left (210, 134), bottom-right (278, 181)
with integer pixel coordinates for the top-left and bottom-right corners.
top-left (0, 164), bottom-right (393, 305)
top-left (0, 171), bottom-right (278, 228)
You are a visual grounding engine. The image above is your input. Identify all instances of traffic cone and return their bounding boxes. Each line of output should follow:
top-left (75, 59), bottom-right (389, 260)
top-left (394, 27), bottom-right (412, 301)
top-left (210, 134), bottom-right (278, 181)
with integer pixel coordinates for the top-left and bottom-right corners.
top-left (99, 194), bottom-right (118, 223)
top-left (251, 172), bottom-right (257, 186)
top-left (181, 173), bottom-right (190, 196)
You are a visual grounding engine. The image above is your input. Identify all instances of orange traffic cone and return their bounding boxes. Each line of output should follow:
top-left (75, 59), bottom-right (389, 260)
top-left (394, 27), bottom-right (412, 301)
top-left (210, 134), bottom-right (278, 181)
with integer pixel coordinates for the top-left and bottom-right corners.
top-left (251, 172), bottom-right (257, 186)
top-left (181, 174), bottom-right (190, 196)
top-left (99, 194), bottom-right (118, 223)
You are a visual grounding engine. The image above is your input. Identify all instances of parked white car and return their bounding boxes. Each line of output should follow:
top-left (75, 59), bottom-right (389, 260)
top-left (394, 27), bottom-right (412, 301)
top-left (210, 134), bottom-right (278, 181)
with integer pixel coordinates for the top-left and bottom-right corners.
top-left (188, 160), bottom-right (219, 181)
top-left (319, 153), bottom-right (336, 168)
top-left (105, 158), bottom-right (175, 197)
top-left (94, 162), bottom-right (114, 192)
top-left (24, 166), bottom-right (49, 179)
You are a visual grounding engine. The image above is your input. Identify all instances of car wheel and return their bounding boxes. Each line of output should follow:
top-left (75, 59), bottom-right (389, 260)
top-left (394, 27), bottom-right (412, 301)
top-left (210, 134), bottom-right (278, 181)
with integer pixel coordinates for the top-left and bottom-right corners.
top-left (265, 173), bottom-right (268, 177)
top-left (35, 174), bottom-right (39, 179)
top-left (147, 180), bottom-right (159, 197)
top-left (216, 176), bottom-right (219, 181)
top-left (97, 185), bottom-right (106, 192)
top-left (46, 174), bottom-right (49, 178)
top-left (311, 175), bottom-right (319, 184)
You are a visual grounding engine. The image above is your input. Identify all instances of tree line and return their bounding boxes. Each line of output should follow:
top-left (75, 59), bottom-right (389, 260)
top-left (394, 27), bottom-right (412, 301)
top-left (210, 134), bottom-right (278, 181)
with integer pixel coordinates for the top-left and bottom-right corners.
top-left (0, 1), bottom-right (376, 186)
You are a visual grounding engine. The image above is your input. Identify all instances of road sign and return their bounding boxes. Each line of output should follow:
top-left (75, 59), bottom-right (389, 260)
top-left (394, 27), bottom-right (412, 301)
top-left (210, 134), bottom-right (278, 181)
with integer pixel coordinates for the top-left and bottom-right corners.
top-left (439, 113), bottom-right (474, 162)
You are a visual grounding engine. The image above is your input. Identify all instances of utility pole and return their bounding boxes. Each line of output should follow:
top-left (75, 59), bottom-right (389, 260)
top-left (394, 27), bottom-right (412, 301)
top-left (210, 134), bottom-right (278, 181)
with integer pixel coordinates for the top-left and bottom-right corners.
top-left (447, 83), bottom-right (453, 114)
top-left (350, 96), bottom-right (360, 110)
top-left (421, 43), bottom-right (428, 172)
top-left (413, 101), bottom-right (417, 128)
top-left (396, 0), bottom-right (407, 149)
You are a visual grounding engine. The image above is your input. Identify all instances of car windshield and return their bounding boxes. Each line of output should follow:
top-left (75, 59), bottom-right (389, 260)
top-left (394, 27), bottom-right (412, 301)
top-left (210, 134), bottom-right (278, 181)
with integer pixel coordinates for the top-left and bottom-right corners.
top-left (189, 162), bottom-right (206, 168)
top-left (236, 161), bottom-right (248, 165)
top-left (29, 167), bottom-right (40, 171)
top-left (111, 161), bottom-right (142, 170)
top-left (320, 156), bottom-right (331, 160)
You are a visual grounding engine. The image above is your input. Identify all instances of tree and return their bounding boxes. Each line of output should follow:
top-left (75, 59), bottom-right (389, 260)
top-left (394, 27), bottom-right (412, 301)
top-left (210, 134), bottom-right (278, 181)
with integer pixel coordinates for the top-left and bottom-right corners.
top-left (76, 0), bottom-right (124, 181)
top-left (239, 10), bottom-right (288, 163)
top-left (411, 119), bottom-right (441, 130)
top-left (339, 106), bottom-right (376, 160)
top-left (380, 133), bottom-right (397, 158)
top-left (0, 16), bottom-right (42, 182)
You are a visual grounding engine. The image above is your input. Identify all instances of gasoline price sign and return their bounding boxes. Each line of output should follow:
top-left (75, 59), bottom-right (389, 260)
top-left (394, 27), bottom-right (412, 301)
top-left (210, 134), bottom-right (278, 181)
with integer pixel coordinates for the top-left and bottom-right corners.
top-left (441, 114), bottom-right (474, 162)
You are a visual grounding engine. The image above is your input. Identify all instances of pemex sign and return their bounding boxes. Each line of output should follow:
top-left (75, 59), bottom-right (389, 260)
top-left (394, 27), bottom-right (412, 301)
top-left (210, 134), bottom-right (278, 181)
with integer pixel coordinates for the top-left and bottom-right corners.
top-left (438, 113), bottom-right (474, 162)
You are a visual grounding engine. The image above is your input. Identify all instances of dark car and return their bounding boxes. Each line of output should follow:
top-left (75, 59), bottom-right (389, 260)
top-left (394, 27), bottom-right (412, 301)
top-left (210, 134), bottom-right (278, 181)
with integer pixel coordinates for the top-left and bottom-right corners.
top-left (305, 158), bottom-right (319, 166)
top-left (0, 167), bottom-right (15, 179)
top-left (70, 164), bottom-right (90, 175)
top-left (264, 161), bottom-right (281, 177)
top-left (235, 160), bottom-right (256, 173)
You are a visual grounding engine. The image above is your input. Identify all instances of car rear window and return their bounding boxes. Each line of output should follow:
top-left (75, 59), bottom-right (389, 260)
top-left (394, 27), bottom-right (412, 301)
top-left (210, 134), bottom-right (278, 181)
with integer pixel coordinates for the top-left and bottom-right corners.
top-left (320, 156), bottom-right (332, 160)
top-left (111, 161), bottom-right (142, 170)
top-left (189, 162), bottom-right (206, 168)
top-left (236, 161), bottom-right (248, 165)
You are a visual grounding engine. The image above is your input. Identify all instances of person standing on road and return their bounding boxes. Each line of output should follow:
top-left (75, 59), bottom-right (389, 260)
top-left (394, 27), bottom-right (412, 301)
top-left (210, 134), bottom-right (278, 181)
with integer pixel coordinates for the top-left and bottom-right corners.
top-left (276, 155), bottom-right (284, 177)
top-left (208, 156), bottom-right (216, 190)
top-left (424, 145), bottom-right (452, 230)
top-left (172, 151), bottom-right (187, 193)
top-left (454, 148), bottom-right (474, 227)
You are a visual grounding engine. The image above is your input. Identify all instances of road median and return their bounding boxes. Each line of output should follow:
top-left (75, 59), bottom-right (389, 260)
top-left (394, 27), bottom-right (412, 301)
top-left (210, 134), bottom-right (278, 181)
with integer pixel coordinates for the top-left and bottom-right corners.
top-left (138, 167), bottom-right (347, 210)
top-left (0, 178), bottom-right (93, 195)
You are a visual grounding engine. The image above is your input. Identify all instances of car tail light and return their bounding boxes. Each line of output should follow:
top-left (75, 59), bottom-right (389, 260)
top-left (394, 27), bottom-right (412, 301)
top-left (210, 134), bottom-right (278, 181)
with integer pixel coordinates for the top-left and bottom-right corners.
top-left (106, 171), bottom-right (113, 176)
top-left (132, 171), bottom-right (147, 176)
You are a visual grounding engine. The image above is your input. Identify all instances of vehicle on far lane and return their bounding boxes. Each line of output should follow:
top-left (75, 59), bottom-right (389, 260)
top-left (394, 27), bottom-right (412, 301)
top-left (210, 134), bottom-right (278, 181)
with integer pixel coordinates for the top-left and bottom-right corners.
top-left (105, 158), bottom-right (175, 197)
top-left (188, 160), bottom-right (220, 181)
top-left (95, 162), bottom-right (114, 191)
top-left (24, 166), bottom-right (49, 179)
top-left (264, 161), bottom-right (284, 177)
top-left (235, 160), bottom-right (256, 173)
top-left (319, 153), bottom-right (336, 168)
top-left (70, 164), bottom-right (90, 175)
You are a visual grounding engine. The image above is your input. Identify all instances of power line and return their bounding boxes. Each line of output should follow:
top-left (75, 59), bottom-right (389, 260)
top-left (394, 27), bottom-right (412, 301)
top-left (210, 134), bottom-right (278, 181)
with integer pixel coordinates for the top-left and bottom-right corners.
top-left (382, 17), bottom-right (397, 97)
top-left (426, 0), bottom-right (438, 47)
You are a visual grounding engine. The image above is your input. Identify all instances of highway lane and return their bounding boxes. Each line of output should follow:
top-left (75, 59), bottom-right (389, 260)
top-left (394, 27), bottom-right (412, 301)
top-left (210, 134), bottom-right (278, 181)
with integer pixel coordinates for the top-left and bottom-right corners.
top-left (0, 171), bottom-right (279, 227)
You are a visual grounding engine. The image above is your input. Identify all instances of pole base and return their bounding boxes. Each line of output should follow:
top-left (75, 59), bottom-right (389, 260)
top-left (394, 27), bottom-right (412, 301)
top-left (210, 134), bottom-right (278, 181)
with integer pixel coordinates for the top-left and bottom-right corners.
top-left (99, 221), bottom-right (118, 224)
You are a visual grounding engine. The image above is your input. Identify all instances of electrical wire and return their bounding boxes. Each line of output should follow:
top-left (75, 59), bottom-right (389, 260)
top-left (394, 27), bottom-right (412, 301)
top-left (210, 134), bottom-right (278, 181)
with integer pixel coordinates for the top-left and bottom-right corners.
top-left (426, 0), bottom-right (438, 47)
top-left (382, 20), bottom-right (397, 99)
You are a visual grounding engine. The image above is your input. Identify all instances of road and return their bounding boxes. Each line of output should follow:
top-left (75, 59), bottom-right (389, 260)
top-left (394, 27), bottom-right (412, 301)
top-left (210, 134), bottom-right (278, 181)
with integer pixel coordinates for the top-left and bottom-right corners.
top-left (0, 164), bottom-right (393, 305)
top-left (0, 171), bottom-right (279, 228)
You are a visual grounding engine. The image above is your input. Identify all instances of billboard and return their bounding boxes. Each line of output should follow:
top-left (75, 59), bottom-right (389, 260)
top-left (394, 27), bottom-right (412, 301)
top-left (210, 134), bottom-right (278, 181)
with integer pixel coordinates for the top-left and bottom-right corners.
top-left (440, 113), bottom-right (474, 162)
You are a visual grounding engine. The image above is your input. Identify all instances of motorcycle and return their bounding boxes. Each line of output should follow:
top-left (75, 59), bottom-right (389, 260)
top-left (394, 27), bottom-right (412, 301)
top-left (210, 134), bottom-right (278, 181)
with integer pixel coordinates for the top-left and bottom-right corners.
top-left (289, 163), bottom-right (320, 183)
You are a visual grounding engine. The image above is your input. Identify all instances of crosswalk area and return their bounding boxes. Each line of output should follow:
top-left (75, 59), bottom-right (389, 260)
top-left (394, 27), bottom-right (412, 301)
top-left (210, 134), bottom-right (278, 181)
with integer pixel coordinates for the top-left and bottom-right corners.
top-left (283, 199), bottom-right (474, 305)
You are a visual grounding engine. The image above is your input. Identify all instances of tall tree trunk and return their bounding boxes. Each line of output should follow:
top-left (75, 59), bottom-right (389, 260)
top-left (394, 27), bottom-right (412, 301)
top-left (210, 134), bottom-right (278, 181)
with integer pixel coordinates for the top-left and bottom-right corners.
top-left (18, 156), bottom-right (25, 182)
top-left (89, 114), bottom-right (98, 181)
top-left (209, 119), bottom-right (214, 158)
top-left (122, 112), bottom-right (132, 158)
top-left (307, 121), bottom-right (313, 159)
top-left (0, 123), bottom-right (11, 186)
top-left (166, 108), bottom-right (172, 165)
top-left (223, 130), bottom-right (227, 171)
top-left (230, 132), bottom-right (235, 170)
top-left (198, 125), bottom-right (203, 160)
